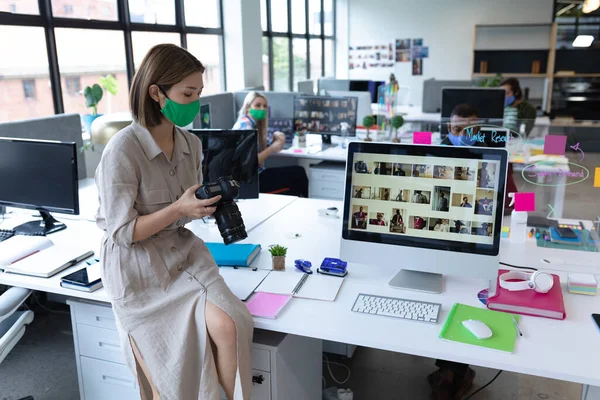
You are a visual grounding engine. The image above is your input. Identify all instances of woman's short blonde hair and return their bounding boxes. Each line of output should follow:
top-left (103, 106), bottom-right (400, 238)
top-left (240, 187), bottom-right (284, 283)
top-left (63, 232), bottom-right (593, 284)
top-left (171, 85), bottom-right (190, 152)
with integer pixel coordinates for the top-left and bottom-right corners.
top-left (239, 91), bottom-right (268, 151)
top-left (129, 44), bottom-right (205, 127)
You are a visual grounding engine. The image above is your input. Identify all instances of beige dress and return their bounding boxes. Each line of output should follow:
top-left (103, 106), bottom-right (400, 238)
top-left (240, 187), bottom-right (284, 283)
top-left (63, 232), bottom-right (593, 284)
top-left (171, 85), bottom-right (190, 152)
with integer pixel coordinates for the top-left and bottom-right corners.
top-left (95, 121), bottom-right (254, 400)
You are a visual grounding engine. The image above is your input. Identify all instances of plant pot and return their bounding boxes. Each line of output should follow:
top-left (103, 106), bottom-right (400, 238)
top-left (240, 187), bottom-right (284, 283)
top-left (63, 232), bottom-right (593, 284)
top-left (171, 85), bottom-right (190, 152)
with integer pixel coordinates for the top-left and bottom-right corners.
top-left (81, 114), bottom-right (103, 135)
top-left (272, 256), bottom-right (285, 271)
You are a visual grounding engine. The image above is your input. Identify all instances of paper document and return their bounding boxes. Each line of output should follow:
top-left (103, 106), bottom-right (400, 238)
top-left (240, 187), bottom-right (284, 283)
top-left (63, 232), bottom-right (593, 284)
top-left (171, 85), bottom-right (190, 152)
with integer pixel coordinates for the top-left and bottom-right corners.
top-left (293, 274), bottom-right (344, 302)
top-left (0, 235), bottom-right (53, 267)
top-left (219, 268), bottom-right (270, 301)
top-left (4, 245), bottom-right (93, 278)
top-left (256, 271), bottom-right (305, 295)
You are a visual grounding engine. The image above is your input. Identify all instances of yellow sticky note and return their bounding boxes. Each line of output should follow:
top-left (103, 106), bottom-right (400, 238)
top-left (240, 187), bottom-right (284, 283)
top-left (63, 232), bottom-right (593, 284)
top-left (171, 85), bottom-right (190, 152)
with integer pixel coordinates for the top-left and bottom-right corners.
top-left (595, 167), bottom-right (600, 188)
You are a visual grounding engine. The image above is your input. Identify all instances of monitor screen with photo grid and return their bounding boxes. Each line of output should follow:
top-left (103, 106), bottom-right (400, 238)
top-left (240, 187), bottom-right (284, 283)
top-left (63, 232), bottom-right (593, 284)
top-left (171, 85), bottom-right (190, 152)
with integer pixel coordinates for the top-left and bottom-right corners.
top-left (343, 142), bottom-right (508, 256)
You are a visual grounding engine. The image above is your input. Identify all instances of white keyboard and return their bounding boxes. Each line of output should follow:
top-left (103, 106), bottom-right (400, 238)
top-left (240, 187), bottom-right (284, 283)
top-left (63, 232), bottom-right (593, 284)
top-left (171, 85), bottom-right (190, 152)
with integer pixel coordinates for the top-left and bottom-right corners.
top-left (351, 293), bottom-right (441, 324)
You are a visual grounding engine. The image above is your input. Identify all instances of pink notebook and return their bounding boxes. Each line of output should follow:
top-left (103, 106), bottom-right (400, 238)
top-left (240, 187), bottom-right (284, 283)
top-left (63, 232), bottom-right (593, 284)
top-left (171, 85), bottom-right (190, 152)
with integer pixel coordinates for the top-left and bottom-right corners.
top-left (245, 292), bottom-right (292, 319)
top-left (487, 269), bottom-right (566, 320)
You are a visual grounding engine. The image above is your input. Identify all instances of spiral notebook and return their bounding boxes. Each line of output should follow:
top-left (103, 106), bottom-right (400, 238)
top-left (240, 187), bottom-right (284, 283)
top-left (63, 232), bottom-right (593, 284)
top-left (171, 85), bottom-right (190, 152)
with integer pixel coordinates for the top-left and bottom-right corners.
top-left (255, 271), bottom-right (344, 302)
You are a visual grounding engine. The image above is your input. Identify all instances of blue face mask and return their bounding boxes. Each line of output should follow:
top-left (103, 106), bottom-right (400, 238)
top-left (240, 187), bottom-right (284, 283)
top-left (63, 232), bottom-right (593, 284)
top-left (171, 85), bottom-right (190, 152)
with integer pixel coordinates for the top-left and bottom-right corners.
top-left (448, 133), bottom-right (477, 146)
top-left (505, 95), bottom-right (515, 107)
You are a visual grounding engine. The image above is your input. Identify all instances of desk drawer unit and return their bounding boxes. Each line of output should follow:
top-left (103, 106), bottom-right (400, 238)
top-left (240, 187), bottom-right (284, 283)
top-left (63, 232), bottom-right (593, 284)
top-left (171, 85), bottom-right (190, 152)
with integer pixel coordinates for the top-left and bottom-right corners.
top-left (69, 300), bottom-right (322, 400)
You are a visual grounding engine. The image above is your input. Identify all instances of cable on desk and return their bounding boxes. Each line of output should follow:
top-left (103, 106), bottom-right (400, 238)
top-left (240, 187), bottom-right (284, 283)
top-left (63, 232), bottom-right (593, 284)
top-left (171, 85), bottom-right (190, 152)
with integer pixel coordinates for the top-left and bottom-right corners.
top-left (463, 370), bottom-right (503, 399)
top-left (323, 354), bottom-right (352, 385)
top-left (499, 262), bottom-right (537, 271)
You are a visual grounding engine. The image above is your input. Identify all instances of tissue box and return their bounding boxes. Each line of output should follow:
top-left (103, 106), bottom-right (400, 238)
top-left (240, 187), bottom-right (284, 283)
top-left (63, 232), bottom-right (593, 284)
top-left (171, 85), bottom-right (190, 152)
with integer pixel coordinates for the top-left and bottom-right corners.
top-left (567, 273), bottom-right (598, 296)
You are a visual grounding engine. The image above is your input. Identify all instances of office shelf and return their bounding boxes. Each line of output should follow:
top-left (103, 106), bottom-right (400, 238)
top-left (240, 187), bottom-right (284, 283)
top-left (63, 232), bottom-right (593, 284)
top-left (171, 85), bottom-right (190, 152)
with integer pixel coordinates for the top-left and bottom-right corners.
top-left (472, 73), bottom-right (547, 78)
top-left (554, 73), bottom-right (600, 78)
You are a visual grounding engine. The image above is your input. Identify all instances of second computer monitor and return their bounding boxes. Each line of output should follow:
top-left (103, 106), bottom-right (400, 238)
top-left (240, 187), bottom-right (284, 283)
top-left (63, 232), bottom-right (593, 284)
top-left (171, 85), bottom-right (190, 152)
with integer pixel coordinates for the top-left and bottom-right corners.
top-left (341, 142), bottom-right (508, 293)
top-left (441, 88), bottom-right (505, 137)
top-left (190, 129), bottom-right (259, 199)
top-left (293, 95), bottom-right (358, 139)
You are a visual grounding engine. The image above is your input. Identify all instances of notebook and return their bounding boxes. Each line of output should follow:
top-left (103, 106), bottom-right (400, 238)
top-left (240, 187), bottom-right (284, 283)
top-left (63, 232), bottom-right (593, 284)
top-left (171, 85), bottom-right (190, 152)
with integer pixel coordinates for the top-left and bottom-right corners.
top-left (219, 268), bottom-right (271, 301)
top-left (0, 235), bottom-right (53, 267)
top-left (439, 303), bottom-right (520, 353)
top-left (206, 242), bottom-right (261, 267)
top-left (245, 292), bottom-right (292, 319)
top-left (549, 227), bottom-right (583, 246)
top-left (487, 269), bottom-right (566, 320)
top-left (60, 280), bottom-right (104, 293)
top-left (256, 270), bottom-right (344, 302)
top-left (3, 246), bottom-right (94, 278)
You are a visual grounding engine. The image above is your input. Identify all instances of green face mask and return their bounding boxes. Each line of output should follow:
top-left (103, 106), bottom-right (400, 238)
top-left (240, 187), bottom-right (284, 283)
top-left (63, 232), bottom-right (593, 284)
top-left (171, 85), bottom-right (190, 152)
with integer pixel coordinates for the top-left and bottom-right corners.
top-left (160, 94), bottom-right (200, 127)
top-left (249, 108), bottom-right (267, 121)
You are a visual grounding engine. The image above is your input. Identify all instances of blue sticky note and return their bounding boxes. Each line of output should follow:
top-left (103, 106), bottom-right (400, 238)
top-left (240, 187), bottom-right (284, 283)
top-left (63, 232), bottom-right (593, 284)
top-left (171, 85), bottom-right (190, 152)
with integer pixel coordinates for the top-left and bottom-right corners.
top-left (543, 135), bottom-right (567, 156)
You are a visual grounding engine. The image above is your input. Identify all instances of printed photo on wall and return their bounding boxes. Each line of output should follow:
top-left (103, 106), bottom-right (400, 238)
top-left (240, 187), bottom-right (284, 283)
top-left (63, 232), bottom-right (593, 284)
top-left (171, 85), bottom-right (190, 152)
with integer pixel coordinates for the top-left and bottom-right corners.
top-left (395, 50), bottom-right (411, 63)
top-left (389, 209), bottom-right (406, 233)
top-left (353, 185), bottom-right (372, 199)
top-left (411, 190), bottom-right (431, 204)
top-left (410, 215), bottom-right (428, 230)
top-left (412, 164), bottom-right (433, 178)
top-left (451, 220), bottom-right (472, 234)
top-left (429, 218), bottom-right (450, 232)
top-left (391, 188), bottom-right (410, 202)
top-left (413, 38), bottom-right (423, 47)
top-left (396, 39), bottom-right (411, 50)
top-left (412, 46), bottom-right (429, 59)
top-left (451, 193), bottom-right (474, 208)
top-left (412, 58), bottom-right (423, 76)
top-left (351, 205), bottom-right (368, 229)
top-left (472, 221), bottom-right (493, 237)
top-left (475, 189), bottom-right (495, 216)
top-left (432, 186), bottom-right (451, 212)
top-left (369, 212), bottom-right (387, 226)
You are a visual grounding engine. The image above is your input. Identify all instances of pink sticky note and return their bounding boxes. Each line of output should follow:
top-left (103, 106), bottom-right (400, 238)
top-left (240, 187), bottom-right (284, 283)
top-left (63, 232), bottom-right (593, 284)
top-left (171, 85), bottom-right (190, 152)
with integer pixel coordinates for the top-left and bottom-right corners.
top-left (543, 135), bottom-right (567, 155)
top-left (293, 149), bottom-right (303, 153)
top-left (245, 292), bottom-right (291, 319)
top-left (413, 131), bottom-right (432, 145)
top-left (514, 192), bottom-right (536, 212)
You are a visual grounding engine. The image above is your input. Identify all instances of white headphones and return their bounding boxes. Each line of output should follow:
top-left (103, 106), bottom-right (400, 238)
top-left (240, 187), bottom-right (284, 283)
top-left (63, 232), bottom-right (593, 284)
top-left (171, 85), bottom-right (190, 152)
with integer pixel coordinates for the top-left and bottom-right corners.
top-left (499, 270), bottom-right (554, 293)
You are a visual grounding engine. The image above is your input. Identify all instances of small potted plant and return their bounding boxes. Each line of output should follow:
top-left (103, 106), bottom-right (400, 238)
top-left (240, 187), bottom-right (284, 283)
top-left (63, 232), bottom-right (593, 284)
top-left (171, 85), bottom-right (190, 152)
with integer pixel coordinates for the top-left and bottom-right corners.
top-left (362, 115), bottom-right (376, 142)
top-left (391, 115), bottom-right (404, 143)
top-left (81, 75), bottom-right (119, 138)
top-left (268, 245), bottom-right (287, 271)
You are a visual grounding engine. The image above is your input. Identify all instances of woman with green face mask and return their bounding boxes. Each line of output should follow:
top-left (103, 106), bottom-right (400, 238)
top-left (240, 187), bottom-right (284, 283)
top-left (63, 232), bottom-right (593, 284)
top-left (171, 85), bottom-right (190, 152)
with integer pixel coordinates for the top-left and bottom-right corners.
top-left (233, 91), bottom-right (309, 197)
top-left (95, 44), bottom-right (254, 400)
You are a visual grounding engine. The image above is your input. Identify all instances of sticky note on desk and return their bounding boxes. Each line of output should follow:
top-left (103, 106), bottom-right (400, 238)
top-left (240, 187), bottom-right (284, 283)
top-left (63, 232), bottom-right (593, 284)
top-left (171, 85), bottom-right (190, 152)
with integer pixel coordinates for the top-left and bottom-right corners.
top-left (514, 192), bottom-right (536, 212)
top-left (595, 167), bottom-right (600, 188)
top-left (413, 131), bottom-right (432, 145)
top-left (543, 135), bottom-right (567, 155)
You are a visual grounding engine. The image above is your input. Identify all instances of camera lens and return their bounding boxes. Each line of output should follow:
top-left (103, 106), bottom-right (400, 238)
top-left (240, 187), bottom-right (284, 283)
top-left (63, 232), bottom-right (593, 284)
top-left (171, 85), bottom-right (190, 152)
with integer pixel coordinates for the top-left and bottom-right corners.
top-left (214, 201), bottom-right (248, 245)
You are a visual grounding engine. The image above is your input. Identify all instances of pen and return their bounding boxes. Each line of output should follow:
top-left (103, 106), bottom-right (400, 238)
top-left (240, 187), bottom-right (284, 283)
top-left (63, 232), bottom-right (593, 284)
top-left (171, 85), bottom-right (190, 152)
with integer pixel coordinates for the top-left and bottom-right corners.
top-left (512, 316), bottom-right (523, 337)
top-left (292, 273), bottom-right (309, 295)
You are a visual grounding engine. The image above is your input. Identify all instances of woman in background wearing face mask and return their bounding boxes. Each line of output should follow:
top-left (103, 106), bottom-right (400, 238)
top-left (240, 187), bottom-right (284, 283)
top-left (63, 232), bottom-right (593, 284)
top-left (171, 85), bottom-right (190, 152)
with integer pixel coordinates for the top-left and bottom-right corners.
top-left (96, 44), bottom-right (253, 400)
top-left (500, 77), bottom-right (537, 137)
top-left (233, 91), bottom-right (309, 197)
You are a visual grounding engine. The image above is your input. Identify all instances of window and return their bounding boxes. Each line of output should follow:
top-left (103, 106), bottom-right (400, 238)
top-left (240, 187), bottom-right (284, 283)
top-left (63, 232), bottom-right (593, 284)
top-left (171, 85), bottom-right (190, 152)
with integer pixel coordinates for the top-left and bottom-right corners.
top-left (0, 26), bottom-right (53, 122)
top-left (52, 0), bottom-right (118, 21)
top-left (22, 80), bottom-right (37, 100)
top-left (65, 76), bottom-right (81, 96)
top-left (0, 0), bottom-right (225, 120)
top-left (262, 0), bottom-right (335, 91)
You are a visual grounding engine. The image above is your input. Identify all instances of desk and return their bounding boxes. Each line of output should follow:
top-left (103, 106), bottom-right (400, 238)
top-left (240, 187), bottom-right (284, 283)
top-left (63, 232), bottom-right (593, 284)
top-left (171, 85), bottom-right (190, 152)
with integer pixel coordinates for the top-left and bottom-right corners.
top-left (2, 191), bottom-right (600, 397)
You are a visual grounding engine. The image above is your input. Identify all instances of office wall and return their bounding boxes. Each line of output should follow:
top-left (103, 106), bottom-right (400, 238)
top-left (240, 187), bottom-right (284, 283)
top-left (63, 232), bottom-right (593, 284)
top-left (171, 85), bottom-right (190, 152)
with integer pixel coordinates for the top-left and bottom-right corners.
top-left (346, 0), bottom-right (554, 105)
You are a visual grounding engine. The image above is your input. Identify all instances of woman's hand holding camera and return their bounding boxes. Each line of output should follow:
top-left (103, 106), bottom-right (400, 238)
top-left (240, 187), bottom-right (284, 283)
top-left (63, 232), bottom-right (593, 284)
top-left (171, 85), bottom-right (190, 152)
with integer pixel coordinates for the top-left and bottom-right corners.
top-left (176, 184), bottom-right (222, 219)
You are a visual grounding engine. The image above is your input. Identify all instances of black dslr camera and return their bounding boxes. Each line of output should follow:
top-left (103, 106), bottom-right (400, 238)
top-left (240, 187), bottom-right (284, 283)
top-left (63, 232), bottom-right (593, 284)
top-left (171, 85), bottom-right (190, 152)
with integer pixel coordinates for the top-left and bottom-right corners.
top-left (195, 176), bottom-right (248, 245)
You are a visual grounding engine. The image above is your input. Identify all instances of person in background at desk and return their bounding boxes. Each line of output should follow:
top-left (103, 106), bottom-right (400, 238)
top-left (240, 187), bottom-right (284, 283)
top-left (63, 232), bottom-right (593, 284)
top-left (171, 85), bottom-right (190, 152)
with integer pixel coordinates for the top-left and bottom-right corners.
top-left (233, 92), bottom-right (309, 197)
top-left (500, 77), bottom-right (537, 136)
top-left (95, 44), bottom-right (253, 400)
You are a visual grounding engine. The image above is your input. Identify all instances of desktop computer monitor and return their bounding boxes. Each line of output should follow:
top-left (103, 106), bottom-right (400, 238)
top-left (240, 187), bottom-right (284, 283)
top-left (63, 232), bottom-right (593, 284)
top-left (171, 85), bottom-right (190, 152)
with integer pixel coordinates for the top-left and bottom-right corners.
top-left (0, 137), bottom-right (79, 235)
top-left (189, 129), bottom-right (259, 199)
top-left (341, 142), bottom-right (508, 293)
top-left (326, 90), bottom-right (372, 125)
top-left (422, 79), bottom-right (474, 113)
top-left (293, 95), bottom-right (358, 144)
top-left (441, 88), bottom-right (505, 138)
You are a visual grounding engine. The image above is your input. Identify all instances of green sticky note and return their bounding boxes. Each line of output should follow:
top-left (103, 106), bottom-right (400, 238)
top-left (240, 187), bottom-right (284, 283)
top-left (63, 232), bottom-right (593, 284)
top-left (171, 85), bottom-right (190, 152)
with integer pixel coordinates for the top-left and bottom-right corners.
top-left (439, 303), bottom-right (519, 353)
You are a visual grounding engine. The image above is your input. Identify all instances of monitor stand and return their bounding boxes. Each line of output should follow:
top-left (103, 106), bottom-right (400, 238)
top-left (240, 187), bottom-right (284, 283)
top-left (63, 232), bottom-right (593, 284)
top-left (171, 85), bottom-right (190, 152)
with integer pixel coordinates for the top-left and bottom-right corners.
top-left (388, 269), bottom-right (443, 294)
top-left (13, 210), bottom-right (66, 235)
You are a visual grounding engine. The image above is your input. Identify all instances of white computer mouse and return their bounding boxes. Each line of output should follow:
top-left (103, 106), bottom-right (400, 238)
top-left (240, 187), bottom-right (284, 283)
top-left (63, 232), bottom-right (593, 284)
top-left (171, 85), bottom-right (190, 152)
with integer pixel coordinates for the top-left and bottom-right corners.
top-left (462, 319), bottom-right (493, 340)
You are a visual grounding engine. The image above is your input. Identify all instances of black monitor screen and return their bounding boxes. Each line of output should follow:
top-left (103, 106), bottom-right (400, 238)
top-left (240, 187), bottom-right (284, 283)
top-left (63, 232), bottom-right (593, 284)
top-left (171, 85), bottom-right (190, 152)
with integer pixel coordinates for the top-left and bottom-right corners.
top-left (0, 137), bottom-right (79, 214)
top-left (190, 129), bottom-right (259, 199)
top-left (441, 88), bottom-right (505, 137)
top-left (294, 95), bottom-right (358, 136)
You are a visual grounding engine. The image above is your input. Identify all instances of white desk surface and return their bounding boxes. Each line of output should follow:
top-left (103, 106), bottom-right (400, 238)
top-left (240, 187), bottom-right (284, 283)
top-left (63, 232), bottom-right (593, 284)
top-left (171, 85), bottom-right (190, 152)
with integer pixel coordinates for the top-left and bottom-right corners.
top-left (2, 191), bottom-right (600, 387)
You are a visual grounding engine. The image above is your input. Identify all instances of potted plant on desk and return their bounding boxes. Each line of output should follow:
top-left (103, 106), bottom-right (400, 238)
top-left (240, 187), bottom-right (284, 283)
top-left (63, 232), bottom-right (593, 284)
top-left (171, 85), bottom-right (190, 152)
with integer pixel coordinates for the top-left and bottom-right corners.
top-left (391, 115), bottom-right (404, 143)
top-left (269, 245), bottom-right (287, 271)
top-left (362, 115), bottom-right (375, 142)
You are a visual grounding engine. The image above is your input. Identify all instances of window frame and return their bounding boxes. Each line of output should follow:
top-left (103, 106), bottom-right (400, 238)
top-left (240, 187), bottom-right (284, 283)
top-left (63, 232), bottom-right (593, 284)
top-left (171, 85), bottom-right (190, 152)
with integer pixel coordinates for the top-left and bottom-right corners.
top-left (0, 0), bottom-right (226, 114)
top-left (262, 0), bottom-right (336, 91)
